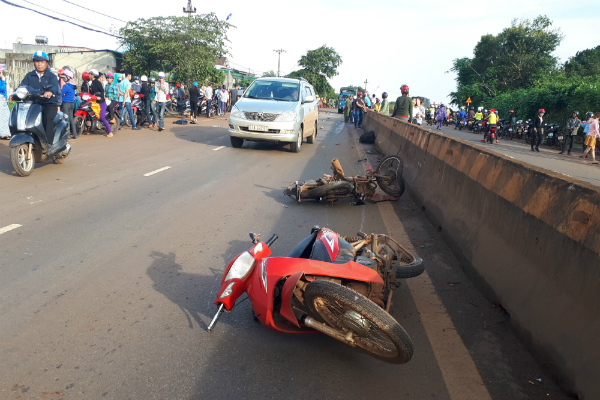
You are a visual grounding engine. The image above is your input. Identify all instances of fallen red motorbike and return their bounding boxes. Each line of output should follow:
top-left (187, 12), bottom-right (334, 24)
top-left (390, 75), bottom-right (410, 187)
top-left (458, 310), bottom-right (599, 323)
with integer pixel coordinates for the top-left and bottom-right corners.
top-left (208, 226), bottom-right (424, 364)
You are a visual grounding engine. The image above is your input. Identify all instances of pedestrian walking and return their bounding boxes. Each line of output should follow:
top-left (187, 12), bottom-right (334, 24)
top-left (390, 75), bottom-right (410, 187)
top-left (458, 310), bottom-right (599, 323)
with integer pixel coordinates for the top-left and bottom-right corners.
top-left (391, 85), bottom-right (413, 122)
top-left (205, 83), bottom-right (213, 118)
top-left (118, 72), bottom-right (139, 130)
top-left (0, 65), bottom-right (11, 140)
top-left (561, 111), bottom-right (581, 155)
top-left (59, 69), bottom-right (78, 139)
top-left (354, 92), bottom-right (366, 128)
top-left (436, 104), bottom-right (446, 130)
top-left (343, 95), bottom-right (353, 123)
top-left (531, 109), bottom-right (544, 152)
top-left (581, 112), bottom-right (599, 164)
top-left (154, 72), bottom-right (168, 131)
top-left (189, 82), bottom-right (200, 123)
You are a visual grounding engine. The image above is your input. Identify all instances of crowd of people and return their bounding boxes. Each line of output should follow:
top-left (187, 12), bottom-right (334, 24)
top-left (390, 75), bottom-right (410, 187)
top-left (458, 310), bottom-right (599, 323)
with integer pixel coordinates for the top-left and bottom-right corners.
top-left (0, 51), bottom-right (240, 142)
top-left (342, 85), bottom-right (416, 128)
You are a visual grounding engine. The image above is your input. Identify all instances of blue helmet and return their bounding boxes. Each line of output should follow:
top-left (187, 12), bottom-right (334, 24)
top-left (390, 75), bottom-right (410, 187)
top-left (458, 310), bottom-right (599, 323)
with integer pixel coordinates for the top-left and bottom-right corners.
top-left (32, 51), bottom-right (49, 61)
top-left (193, 82), bottom-right (198, 87)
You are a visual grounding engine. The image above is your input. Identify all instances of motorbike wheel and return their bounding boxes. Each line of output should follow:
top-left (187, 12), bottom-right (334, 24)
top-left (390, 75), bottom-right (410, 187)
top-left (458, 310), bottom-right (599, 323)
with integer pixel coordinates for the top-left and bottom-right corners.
top-left (375, 155), bottom-right (405, 197)
top-left (74, 115), bottom-right (84, 137)
top-left (11, 143), bottom-right (35, 176)
top-left (304, 280), bottom-right (413, 364)
top-left (305, 180), bottom-right (353, 200)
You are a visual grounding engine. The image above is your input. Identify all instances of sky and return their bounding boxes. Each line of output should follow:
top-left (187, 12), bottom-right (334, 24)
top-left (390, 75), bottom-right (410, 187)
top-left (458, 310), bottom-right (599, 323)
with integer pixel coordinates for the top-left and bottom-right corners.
top-left (1, 0), bottom-right (598, 105)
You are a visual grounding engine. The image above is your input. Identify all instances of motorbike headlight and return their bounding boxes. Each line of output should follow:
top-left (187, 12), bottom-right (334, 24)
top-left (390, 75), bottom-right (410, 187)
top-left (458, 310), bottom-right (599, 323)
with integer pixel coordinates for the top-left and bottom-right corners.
top-left (219, 281), bottom-right (235, 299)
top-left (231, 106), bottom-right (244, 119)
top-left (15, 87), bottom-right (28, 99)
top-left (224, 251), bottom-right (255, 282)
top-left (277, 111), bottom-right (296, 122)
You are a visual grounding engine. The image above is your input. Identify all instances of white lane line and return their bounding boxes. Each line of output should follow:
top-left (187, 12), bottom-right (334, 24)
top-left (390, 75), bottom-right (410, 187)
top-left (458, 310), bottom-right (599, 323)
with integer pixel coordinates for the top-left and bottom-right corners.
top-left (0, 224), bottom-right (22, 235)
top-left (213, 146), bottom-right (225, 151)
top-left (144, 166), bottom-right (171, 177)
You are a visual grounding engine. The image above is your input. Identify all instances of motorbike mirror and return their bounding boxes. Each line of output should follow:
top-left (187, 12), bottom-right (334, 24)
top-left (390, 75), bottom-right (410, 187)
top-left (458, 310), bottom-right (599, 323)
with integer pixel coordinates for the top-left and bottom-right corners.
top-left (249, 232), bottom-right (260, 244)
top-left (311, 225), bottom-right (321, 233)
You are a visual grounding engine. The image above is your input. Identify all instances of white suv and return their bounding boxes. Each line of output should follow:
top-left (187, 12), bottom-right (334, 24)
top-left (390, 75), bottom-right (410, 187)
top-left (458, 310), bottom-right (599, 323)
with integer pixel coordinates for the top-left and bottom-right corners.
top-left (228, 77), bottom-right (319, 152)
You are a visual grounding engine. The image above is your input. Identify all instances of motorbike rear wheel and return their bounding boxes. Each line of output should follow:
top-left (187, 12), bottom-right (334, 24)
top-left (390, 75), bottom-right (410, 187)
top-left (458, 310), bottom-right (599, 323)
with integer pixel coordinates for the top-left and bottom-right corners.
top-left (305, 180), bottom-right (353, 200)
top-left (11, 143), bottom-right (35, 176)
top-left (304, 280), bottom-right (413, 364)
top-left (375, 155), bottom-right (405, 197)
top-left (74, 115), bottom-right (84, 137)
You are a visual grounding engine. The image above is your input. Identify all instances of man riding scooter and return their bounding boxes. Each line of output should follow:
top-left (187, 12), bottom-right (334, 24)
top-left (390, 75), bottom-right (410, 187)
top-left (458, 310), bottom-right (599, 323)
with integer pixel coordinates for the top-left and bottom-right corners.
top-left (18, 51), bottom-right (61, 147)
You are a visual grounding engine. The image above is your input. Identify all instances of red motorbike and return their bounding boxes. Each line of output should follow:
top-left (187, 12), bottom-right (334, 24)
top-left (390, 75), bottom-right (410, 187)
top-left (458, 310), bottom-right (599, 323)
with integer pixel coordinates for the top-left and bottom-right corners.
top-left (208, 226), bottom-right (424, 364)
top-left (74, 93), bottom-right (119, 136)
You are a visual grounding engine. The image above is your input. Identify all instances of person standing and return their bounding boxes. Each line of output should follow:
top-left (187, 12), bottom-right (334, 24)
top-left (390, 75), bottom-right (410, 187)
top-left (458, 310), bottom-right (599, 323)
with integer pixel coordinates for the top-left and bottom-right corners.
top-left (204, 83), bottom-right (213, 118)
top-left (561, 111), bottom-right (581, 155)
top-left (436, 104), bottom-right (446, 130)
top-left (59, 69), bottom-right (77, 139)
top-left (118, 72), bottom-right (139, 130)
top-left (189, 82), bottom-right (200, 123)
top-left (343, 95), bottom-right (353, 123)
top-left (230, 84), bottom-right (239, 109)
top-left (391, 84), bottom-right (413, 122)
top-left (531, 109), bottom-right (544, 152)
top-left (0, 65), bottom-right (10, 140)
top-left (379, 92), bottom-right (390, 116)
top-left (154, 72), bottom-right (168, 131)
top-left (89, 69), bottom-right (113, 137)
top-left (105, 73), bottom-right (119, 128)
top-left (580, 112), bottom-right (599, 164)
top-left (364, 92), bottom-right (372, 109)
top-left (219, 85), bottom-right (228, 115)
top-left (413, 98), bottom-right (425, 126)
top-left (354, 92), bottom-right (366, 128)
top-left (140, 75), bottom-right (150, 127)
top-left (148, 77), bottom-right (158, 128)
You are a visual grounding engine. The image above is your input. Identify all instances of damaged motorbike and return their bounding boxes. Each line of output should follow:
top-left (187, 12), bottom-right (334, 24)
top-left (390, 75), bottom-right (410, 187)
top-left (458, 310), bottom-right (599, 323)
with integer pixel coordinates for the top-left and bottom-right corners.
top-left (208, 226), bottom-right (424, 364)
top-left (284, 156), bottom-right (405, 205)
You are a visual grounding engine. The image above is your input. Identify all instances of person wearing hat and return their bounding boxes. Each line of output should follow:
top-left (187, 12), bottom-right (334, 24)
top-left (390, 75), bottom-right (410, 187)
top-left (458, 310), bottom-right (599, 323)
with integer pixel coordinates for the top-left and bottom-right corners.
top-left (154, 72), bottom-right (169, 131)
top-left (0, 64), bottom-right (10, 139)
top-left (531, 109), bottom-right (544, 152)
top-left (392, 85), bottom-right (413, 123)
top-left (19, 52), bottom-right (61, 145)
top-left (59, 69), bottom-right (78, 139)
top-left (189, 82), bottom-right (200, 123)
top-left (561, 111), bottom-right (581, 155)
top-left (105, 73), bottom-right (119, 127)
top-left (89, 69), bottom-right (113, 137)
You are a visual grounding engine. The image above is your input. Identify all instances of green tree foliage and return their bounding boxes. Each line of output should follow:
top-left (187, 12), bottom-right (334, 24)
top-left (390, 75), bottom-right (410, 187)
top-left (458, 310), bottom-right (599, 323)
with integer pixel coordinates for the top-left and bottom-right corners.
top-left (262, 70), bottom-right (277, 77)
top-left (450, 15), bottom-right (563, 106)
top-left (564, 45), bottom-right (600, 77)
top-left (119, 14), bottom-right (230, 85)
top-left (288, 45), bottom-right (342, 98)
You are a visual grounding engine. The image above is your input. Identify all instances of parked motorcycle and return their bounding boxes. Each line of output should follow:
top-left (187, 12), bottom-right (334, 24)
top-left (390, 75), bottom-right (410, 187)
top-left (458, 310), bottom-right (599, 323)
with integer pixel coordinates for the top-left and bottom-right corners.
top-left (165, 97), bottom-right (191, 116)
top-left (74, 93), bottom-right (119, 135)
top-left (514, 120), bottom-right (524, 140)
top-left (198, 96), bottom-right (218, 118)
top-left (545, 124), bottom-right (563, 150)
top-left (284, 156), bottom-right (405, 205)
top-left (207, 226), bottom-right (424, 364)
top-left (8, 86), bottom-right (71, 176)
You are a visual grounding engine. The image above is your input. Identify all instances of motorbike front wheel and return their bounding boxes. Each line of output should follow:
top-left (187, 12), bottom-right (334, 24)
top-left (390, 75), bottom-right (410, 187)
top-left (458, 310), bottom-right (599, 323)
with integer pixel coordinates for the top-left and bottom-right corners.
top-left (375, 155), bottom-right (405, 197)
top-left (304, 280), bottom-right (413, 364)
top-left (305, 180), bottom-right (353, 200)
top-left (74, 115), bottom-right (84, 137)
top-left (11, 143), bottom-right (35, 176)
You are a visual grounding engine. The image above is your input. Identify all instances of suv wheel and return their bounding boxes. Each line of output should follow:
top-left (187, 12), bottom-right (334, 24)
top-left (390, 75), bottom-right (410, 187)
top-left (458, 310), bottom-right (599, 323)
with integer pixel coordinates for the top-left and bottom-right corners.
top-left (290, 127), bottom-right (302, 153)
top-left (230, 136), bottom-right (244, 148)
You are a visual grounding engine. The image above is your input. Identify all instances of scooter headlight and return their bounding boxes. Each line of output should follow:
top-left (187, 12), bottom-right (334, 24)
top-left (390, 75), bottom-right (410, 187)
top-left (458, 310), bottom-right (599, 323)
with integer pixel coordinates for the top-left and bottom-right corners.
top-left (15, 87), bottom-right (28, 99)
top-left (224, 251), bottom-right (255, 282)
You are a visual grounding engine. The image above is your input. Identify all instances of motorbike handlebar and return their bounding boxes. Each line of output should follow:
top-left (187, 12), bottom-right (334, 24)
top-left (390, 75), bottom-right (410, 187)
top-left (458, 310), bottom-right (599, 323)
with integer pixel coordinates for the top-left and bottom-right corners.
top-left (265, 234), bottom-right (278, 247)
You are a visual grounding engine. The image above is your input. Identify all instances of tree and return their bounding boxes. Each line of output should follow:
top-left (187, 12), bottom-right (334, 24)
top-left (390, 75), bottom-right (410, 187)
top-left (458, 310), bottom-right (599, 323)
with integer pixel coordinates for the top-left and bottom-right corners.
top-left (119, 14), bottom-right (230, 85)
top-left (262, 70), bottom-right (277, 77)
top-left (288, 45), bottom-right (342, 97)
top-left (564, 45), bottom-right (600, 77)
top-left (449, 15), bottom-right (563, 106)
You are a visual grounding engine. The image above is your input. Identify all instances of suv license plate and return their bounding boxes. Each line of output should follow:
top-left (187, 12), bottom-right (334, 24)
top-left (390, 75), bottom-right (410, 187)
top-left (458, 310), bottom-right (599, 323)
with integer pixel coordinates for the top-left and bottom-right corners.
top-left (249, 125), bottom-right (268, 132)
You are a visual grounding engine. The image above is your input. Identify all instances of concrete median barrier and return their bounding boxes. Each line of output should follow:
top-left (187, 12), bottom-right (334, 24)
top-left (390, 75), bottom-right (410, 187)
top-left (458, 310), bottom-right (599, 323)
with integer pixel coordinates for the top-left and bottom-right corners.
top-left (363, 111), bottom-right (600, 399)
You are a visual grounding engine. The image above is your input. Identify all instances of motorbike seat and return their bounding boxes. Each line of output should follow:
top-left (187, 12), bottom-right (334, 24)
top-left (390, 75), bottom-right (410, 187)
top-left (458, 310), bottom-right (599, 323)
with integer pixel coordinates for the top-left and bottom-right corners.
top-left (287, 230), bottom-right (355, 264)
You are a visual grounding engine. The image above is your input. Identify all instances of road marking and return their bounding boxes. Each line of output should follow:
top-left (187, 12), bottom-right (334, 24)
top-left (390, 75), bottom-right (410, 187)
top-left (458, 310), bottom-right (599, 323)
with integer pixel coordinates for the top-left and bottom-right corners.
top-left (213, 146), bottom-right (225, 151)
top-left (144, 166), bottom-right (171, 177)
top-left (0, 224), bottom-right (22, 235)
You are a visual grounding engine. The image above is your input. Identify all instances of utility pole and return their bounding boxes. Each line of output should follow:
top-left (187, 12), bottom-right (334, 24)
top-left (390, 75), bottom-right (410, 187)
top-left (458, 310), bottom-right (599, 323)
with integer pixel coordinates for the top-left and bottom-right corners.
top-left (183, 0), bottom-right (196, 18)
top-left (364, 79), bottom-right (369, 92)
top-left (274, 49), bottom-right (286, 77)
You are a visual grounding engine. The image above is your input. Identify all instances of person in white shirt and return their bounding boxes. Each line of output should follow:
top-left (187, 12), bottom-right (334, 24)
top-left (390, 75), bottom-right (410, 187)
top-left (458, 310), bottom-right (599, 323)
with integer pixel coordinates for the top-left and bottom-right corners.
top-left (204, 84), bottom-right (214, 118)
top-left (154, 72), bottom-right (169, 131)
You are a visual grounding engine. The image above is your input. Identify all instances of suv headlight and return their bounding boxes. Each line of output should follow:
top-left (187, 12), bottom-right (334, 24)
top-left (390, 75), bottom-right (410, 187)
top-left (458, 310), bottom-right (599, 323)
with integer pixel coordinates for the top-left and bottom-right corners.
top-left (231, 106), bottom-right (244, 119)
top-left (224, 251), bottom-right (255, 282)
top-left (277, 111), bottom-right (296, 122)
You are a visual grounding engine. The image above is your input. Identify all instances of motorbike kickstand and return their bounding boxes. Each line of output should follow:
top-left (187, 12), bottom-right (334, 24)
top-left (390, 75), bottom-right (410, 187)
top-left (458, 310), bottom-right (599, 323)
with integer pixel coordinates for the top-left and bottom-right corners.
top-left (207, 304), bottom-right (225, 332)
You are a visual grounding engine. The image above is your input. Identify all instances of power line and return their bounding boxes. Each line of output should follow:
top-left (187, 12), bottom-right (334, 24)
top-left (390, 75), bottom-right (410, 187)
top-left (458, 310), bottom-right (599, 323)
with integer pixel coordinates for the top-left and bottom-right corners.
top-left (18, 0), bottom-right (115, 33)
top-left (0, 0), bottom-right (123, 39)
top-left (60, 0), bottom-right (127, 23)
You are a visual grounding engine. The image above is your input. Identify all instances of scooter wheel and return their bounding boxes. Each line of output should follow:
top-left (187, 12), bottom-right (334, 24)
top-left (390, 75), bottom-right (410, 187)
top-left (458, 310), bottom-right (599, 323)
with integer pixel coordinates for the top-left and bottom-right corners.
top-left (11, 143), bottom-right (35, 176)
top-left (304, 280), bottom-right (413, 364)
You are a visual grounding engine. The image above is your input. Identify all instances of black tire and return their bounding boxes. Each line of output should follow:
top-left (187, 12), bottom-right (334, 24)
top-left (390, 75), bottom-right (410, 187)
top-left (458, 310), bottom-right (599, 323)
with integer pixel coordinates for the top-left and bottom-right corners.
top-left (11, 143), bottom-right (35, 176)
top-left (74, 115), bottom-right (84, 137)
top-left (307, 121), bottom-right (316, 144)
top-left (305, 180), bottom-right (352, 200)
top-left (122, 111), bottom-right (132, 127)
top-left (375, 155), bottom-right (405, 197)
top-left (230, 136), bottom-right (243, 148)
top-left (290, 126), bottom-right (302, 153)
top-left (304, 280), bottom-right (413, 364)
top-left (136, 110), bottom-right (144, 126)
top-left (395, 257), bottom-right (425, 279)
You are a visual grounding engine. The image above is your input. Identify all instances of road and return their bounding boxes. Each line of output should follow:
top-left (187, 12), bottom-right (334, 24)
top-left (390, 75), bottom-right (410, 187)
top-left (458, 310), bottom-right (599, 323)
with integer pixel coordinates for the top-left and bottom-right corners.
top-left (0, 110), bottom-right (573, 399)
top-left (423, 120), bottom-right (600, 187)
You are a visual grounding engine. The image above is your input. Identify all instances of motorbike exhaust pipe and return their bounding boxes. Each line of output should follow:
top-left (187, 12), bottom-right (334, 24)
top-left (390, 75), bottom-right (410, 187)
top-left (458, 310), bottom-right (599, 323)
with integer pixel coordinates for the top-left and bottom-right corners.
top-left (303, 316), bottom-right (356, 347)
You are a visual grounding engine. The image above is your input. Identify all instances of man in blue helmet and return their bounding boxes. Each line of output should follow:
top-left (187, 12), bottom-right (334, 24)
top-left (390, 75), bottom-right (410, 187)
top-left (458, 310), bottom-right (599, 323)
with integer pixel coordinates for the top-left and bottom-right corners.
top-left (19, 51), bottom-right (61, 145)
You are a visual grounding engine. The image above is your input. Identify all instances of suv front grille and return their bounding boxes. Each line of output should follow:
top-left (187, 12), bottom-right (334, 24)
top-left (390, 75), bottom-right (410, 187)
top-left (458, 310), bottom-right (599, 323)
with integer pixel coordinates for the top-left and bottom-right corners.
top-left (244, 112), bottom-right (279, 121)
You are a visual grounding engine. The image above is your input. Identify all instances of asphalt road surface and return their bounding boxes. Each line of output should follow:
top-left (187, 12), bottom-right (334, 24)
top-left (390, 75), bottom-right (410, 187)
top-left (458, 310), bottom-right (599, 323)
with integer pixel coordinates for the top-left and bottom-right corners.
top-left (0, 110), bottom-right (573, 399)
top-left (424, 120), bottom-right (600, 187)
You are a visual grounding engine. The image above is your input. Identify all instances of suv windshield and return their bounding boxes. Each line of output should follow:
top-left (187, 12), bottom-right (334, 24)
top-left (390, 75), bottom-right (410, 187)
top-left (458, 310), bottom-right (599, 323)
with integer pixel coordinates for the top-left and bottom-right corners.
top-left (244, 80), bottom-right (300, 102)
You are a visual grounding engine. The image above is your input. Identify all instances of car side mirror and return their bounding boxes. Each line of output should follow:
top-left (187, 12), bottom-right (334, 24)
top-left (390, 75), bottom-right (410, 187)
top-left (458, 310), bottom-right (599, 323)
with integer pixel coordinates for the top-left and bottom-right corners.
top-left (303, 95), bottom-right (314, 104)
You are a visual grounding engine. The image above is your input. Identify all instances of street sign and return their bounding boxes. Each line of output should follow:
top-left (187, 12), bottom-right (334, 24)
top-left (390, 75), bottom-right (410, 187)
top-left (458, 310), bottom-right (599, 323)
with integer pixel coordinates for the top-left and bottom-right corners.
top-left (466, 97), bottom-right (472, 104)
